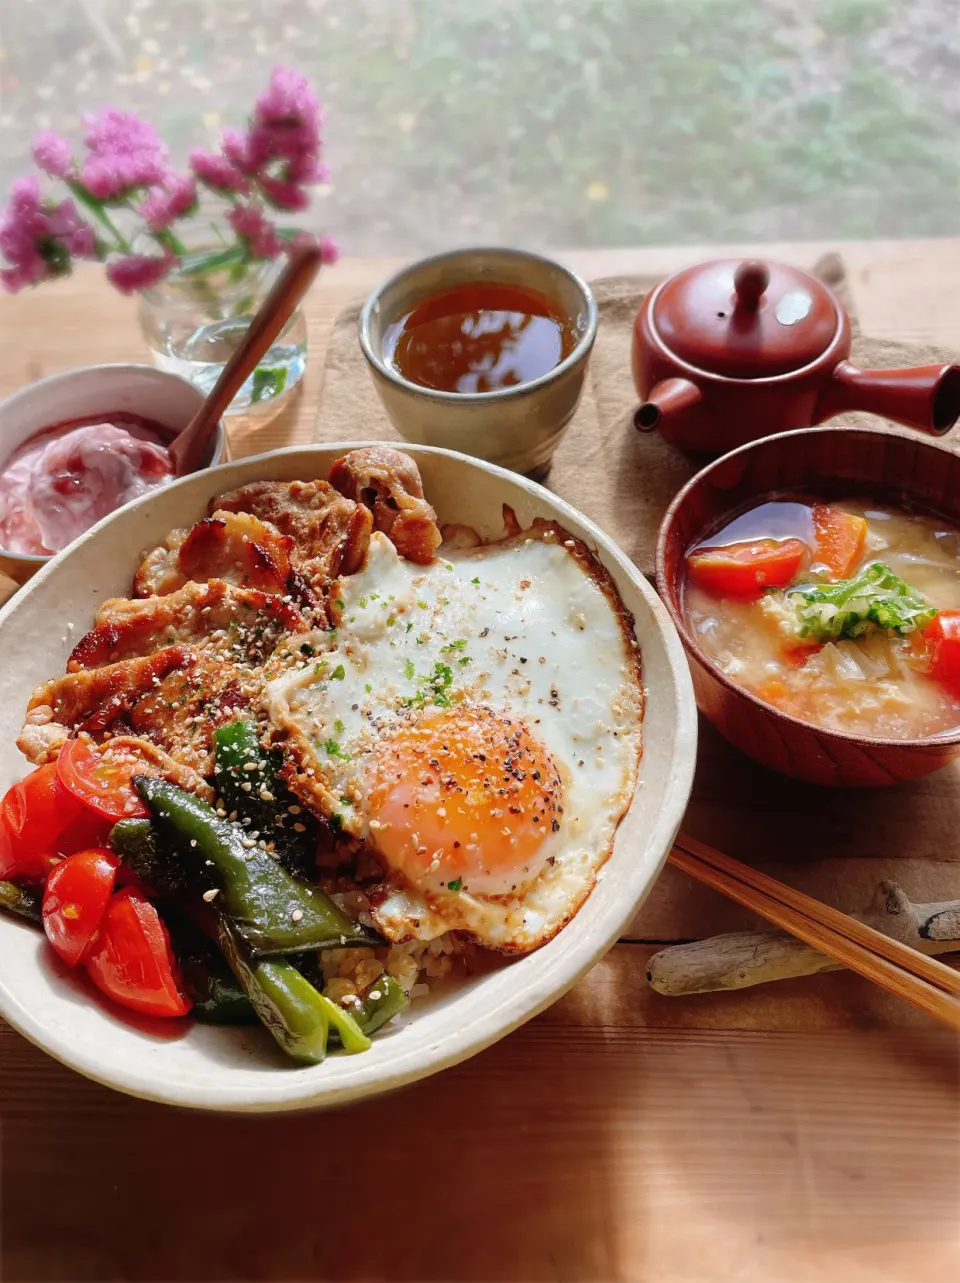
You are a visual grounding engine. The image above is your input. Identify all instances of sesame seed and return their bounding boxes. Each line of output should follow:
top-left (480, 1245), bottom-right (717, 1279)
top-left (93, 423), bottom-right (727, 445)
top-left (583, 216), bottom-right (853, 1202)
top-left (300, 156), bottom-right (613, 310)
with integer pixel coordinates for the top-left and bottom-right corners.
top-left (291, 909), bottom-right (303, 922)
top-left (202, 888), bottom-right (219, 902)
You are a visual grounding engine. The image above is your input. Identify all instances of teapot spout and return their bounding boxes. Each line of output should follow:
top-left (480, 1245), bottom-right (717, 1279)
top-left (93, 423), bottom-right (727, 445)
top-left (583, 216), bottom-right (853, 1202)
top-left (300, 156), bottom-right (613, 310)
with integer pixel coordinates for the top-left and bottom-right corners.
top-left (816, 361), bottom-right (960, 436)
top-left (634, 378), bottom-right (705, 446)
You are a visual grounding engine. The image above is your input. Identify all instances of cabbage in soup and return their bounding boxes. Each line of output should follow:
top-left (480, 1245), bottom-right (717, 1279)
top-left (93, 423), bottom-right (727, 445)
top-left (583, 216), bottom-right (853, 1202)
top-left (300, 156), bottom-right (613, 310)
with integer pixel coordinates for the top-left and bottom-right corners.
top-left (682, 497), bottom-right (960, 740)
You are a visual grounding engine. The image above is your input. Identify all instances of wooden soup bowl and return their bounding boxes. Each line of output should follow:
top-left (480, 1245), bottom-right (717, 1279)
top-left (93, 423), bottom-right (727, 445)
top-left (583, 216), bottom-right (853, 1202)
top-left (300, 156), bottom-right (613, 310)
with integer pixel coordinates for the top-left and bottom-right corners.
top-left (656, 426), bottom-right (960, 787)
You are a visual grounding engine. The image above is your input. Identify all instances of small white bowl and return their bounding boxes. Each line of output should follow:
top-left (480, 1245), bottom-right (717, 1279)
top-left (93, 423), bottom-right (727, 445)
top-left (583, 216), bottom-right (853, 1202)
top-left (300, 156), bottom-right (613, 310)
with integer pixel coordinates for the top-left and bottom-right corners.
top-left (0, 364), bottom-right (227, 584)
top-left (0, 443), bottom-right (697, 1113)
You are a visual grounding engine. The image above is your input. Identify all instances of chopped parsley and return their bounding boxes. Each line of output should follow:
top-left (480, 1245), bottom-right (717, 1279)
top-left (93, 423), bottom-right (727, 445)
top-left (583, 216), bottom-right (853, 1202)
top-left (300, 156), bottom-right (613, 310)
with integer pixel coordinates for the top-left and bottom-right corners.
top-left (402, 660), bottom-right (455, 709)
top-left (406, 621), bottom-right (414, 633)
top-left (404, 658), bottom-right (416, 679)
top-left (324, 739), bottom-right (351, 761)
top-left (417, 599), bottom-right (428, 609)
top-left (335, 599), bottom-right (345, 610)
top-left (447, 878), bottom-right (463, 892)
top-left (329, 812), bottom-right (343, 834)
top-left (334, 719), bottom-right (345, 735)
top-left (442, 639), bottom-right (468, 653)
top-left (369, 592), bottom-right (380, 602)
top-left (340, 794), bottom-right (353, 807)
top-left (386, 615), bottom-right (396, 627)
top-left (364, 683), bottom-right (373, 694)
top-left (459, 655), bottom-right (471, 666)
top-left (358, 596), bottom-right (368, 608)
top-left (331, 663), bottom-right (346, 680)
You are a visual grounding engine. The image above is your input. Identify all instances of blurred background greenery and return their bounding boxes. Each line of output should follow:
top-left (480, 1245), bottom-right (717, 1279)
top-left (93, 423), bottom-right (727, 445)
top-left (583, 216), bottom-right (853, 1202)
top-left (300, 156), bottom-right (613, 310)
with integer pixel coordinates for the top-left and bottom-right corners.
top-left (1, 0), bottom-right (958, 255)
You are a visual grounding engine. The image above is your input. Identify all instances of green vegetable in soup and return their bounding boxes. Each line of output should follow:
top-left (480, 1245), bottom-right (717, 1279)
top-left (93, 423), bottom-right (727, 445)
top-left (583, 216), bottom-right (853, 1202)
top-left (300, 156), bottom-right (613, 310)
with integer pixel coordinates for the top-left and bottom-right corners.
top-left (779, 562), bottom-right (937, 642)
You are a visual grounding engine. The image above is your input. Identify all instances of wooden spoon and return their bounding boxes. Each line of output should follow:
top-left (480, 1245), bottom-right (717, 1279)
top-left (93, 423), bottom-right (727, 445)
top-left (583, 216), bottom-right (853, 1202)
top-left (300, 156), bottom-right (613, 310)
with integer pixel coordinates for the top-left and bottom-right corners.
top-left (169, 239), bottom-right (324, 477)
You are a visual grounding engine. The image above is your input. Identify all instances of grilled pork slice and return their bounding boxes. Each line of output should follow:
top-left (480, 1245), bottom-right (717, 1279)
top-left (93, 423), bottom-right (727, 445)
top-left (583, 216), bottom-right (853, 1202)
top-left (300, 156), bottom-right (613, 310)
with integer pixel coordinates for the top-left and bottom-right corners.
top-left (21, 642), bottom-right (264, 775)
top-left (133, 510), bottom-right (295, 598)
top-left (68, 579), bottom-right (308, 671)
top-left (328, 446), bottom-right (442, 565)
top-left (212, 479), bottom-right (372, 583)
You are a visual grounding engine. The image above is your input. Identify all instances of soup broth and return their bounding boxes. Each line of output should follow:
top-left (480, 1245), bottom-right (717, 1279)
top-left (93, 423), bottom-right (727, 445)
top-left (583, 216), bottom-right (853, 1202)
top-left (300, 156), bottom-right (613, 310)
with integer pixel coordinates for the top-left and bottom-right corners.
top-left (683, 496), bottom-right (960, 740)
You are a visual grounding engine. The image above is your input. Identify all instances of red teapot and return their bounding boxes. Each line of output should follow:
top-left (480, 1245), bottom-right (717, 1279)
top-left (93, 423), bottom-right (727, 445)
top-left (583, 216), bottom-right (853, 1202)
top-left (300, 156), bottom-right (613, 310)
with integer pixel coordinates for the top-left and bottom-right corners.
top-left (632, 257), bottom-right (960, 453)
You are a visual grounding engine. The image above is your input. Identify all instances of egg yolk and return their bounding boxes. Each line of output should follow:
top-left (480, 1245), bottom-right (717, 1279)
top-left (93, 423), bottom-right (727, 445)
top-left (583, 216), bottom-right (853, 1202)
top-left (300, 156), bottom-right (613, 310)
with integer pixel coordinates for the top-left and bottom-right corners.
top-left (367, 703), bottom-right (563, 897)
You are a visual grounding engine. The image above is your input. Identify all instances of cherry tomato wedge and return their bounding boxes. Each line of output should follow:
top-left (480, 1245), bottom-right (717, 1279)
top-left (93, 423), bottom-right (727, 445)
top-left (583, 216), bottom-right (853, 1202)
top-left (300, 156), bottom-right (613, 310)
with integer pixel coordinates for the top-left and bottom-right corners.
top-left (924, 610), bottom-right (960, 697)
top-left (84, 888), bottom-right (191, 1019)
top-left (813, 505), bottom-right (867, 579)
top-left (57, 738), bottom-right (151, 821)
top-left (687, 537), bottom-right (810, 600)
top-left (56, 809), bottom-right (115, 858)
top-left (42, 848), bottom-right (118, 967)
top-left (0, 761), bottom-right (85, 882)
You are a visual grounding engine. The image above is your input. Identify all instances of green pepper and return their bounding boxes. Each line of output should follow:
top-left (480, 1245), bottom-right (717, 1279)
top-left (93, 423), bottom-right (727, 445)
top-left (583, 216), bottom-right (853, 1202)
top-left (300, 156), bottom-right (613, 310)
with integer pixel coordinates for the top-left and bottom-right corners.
top-left (354, 974), bottom-right (409, 1036)
top-left (0, 881), bottom-right (43, 926)
top-left (162, 907), bottom-right (257, 1025)
top-left (213, 720), bottom-right (315, 877)
top-left (134, 776), bottom-right (381, 956)
top-left (109, 817), bottom-right (196, 894)
top-left (218, 922), bottom-right (370, 1063)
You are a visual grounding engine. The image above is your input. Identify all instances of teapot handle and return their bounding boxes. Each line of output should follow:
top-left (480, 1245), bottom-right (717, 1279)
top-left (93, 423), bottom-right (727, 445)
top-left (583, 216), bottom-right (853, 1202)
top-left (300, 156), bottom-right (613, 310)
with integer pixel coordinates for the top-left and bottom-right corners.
top-left (733, 260), bottom-right (769, 311)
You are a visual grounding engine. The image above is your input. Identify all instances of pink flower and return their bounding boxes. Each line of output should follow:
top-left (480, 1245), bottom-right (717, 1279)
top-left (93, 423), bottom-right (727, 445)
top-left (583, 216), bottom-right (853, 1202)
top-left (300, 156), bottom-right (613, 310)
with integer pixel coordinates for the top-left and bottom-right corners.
top-left (139, 173), bottom-right (197, 232)
top-left (319, 234), bottom-right (339, 265)
top-left (244, 66), bottom-right (327, 203)
top-left (32, 131), bottom-right (73, 179)
top-left (0, 177), bottom-right (97, 293)
top-left (227, 202), bottom-right (281, 259)
top-left (257, 174), bottom-right (310, 211)
top-left (80, 109), bottom-right (168, 198)
top-left (254, 66), bottom-right (323, 134)
top-left (105, 252), bottom-right (175, 294)
top-left (221, 126), bottom-right (252, 173)
top-left (189, 148), bottom-right (249, 195)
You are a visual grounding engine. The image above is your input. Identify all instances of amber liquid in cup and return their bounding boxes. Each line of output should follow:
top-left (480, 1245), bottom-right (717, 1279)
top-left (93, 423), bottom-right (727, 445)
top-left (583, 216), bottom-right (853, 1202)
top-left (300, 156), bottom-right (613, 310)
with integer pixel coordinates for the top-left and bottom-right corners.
top-left (383, 282), bottom-right (575, 394)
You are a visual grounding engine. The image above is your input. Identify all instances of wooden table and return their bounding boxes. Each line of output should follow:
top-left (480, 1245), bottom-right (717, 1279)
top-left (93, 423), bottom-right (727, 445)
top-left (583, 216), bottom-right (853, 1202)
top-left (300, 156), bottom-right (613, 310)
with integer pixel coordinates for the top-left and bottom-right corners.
top-left (2, 244), bottom-right (959, 1283)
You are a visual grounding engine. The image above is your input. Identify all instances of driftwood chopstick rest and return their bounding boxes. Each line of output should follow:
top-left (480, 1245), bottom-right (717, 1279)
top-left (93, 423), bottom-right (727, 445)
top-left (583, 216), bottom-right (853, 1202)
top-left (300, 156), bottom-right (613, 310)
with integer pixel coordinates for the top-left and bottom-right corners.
top-left (647, 880), bottom-right (960, 997)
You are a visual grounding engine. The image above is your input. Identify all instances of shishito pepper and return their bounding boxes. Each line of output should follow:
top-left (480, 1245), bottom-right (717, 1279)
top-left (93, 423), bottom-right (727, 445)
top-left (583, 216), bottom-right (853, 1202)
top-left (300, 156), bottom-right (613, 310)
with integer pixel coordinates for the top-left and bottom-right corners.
top-left (218, 922), bottom-right (370, 1063)
top-left (133, 777), bottom-right (381, 955)
top-left (351, 973), bottom-right (409, 1037)
top-left (212, 720), bottom-right (315, 877)
top-left (0, 880), bottom-right (43, 925)
top-left (161, 907), bottom-right (257, 1025)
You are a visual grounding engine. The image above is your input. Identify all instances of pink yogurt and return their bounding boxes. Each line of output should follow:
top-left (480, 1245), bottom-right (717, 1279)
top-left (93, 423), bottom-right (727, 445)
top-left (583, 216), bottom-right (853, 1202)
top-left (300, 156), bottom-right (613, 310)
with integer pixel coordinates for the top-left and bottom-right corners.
top-left (0, 414), bottom-right (174, 556)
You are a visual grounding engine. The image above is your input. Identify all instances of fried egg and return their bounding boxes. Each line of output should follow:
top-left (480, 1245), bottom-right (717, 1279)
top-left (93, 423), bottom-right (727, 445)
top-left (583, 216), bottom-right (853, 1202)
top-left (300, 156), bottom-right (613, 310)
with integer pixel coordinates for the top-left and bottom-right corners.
top-left (267, 524), bottom-right (643, 953)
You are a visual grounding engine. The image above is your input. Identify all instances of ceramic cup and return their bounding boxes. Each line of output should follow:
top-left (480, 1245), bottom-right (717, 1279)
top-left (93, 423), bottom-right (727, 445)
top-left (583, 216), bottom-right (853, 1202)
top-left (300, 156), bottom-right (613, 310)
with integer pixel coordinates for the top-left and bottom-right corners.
top-left (0, 364), bottom-right (228, 584)
top-left (358, 247), bottom-right (598, 479)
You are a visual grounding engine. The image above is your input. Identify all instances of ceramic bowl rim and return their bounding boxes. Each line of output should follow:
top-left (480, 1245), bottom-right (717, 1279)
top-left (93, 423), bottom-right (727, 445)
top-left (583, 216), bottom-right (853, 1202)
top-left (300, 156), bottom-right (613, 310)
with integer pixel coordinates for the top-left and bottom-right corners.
top-left (0, 363), bottom-right (227, 569)
top-left (357, 246), bottom-right (599, 406)
top-left (0, 440), bottom-right (697, 1112)
top-left (656, 423), bottom-right (960, 752)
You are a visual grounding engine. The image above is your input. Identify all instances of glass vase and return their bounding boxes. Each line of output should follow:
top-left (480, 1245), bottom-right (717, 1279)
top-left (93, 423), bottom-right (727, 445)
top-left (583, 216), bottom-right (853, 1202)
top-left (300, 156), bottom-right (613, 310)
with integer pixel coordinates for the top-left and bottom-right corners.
top-left (138, 254), bottom-right (307, 418)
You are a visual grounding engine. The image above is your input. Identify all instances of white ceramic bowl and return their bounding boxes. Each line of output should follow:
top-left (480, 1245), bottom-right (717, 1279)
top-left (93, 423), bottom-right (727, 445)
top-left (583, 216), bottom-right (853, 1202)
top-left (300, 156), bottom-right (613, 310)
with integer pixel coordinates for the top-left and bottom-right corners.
top-left (0, 364), bottom-right (228, 584)
top-left (0, 443), bottom-right (697, 1112)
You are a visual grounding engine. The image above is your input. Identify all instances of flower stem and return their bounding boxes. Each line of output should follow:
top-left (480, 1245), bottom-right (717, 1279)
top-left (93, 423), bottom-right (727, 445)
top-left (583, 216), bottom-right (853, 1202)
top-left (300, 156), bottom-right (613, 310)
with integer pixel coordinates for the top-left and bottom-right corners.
top-left (65, 181), bottom-right (131, 253)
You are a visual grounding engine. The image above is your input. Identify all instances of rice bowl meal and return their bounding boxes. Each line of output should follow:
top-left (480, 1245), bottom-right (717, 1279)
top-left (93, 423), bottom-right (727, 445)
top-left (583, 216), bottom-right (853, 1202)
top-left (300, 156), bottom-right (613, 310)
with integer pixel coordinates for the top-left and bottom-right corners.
top-left (0, 444), bottom-right (684, 1101)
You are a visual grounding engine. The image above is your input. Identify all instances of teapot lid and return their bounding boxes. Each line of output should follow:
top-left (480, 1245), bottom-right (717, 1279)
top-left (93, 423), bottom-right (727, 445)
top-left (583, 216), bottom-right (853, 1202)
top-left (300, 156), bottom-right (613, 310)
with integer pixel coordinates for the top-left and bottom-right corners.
top-left (650, 258), bottom-right (841, 379)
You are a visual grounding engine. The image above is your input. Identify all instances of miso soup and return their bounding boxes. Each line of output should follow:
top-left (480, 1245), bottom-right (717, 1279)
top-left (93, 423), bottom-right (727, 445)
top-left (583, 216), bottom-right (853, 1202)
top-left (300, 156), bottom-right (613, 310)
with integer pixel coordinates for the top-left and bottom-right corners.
top-left (682, 497), bottom-right (960, 740)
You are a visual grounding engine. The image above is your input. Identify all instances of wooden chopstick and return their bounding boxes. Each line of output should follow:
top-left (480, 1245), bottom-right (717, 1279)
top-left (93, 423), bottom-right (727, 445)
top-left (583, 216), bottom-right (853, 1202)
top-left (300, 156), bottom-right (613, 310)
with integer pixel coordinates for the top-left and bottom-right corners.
top-left (675, 833), bottom-right (960, 997)
top-left (669, 837), bottom-right (960, 1031)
